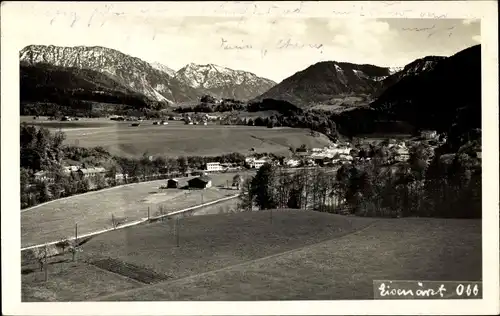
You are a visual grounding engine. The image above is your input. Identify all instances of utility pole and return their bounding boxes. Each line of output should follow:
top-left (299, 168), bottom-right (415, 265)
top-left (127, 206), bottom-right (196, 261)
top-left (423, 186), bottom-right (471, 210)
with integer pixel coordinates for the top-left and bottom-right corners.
top-left (175, 217), bottom-right (180, 247)
top-left (148, 206), bottom-right (150, 220)
top-left (44, 245), bottom-right (48, 282)
top-left (73, 223), bottom-right (79, 262)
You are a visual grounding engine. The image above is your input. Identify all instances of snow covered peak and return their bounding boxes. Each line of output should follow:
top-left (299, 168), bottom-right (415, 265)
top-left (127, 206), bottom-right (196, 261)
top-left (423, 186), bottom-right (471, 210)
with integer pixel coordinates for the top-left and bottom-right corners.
top-left (150, 62), bottom-right (177, 77)
top-left (389, 66), bottom-right (404, 75)
top-left (175, 63), bottom-right (276, 100)
top-left (19, 44), bottom-right (200, 103)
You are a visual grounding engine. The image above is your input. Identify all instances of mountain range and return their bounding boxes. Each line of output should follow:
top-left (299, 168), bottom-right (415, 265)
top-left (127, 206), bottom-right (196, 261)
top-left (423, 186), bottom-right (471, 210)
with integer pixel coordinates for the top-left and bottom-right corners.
top-left (251, 57), bottom-right (446, 108)
top-left (20, 45), bottom-right (276, 105)
top-left (175, 63), bottom-right (276, 101)
top-left (371, 44), bottom-right (481, 134)
top-left (252, 62), bottom-right (390, 107)
top-left (20, 45), bottom-right (201, 104)
top-left (20, 43), bottom-right (480, 140)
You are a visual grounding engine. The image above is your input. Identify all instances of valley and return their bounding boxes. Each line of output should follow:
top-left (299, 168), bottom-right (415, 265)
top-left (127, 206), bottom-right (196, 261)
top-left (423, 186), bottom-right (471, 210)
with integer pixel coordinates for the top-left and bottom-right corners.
top-left (17, 39), bottom-right (483, 304)
top-left (21, 117), bottom-right (334, 158)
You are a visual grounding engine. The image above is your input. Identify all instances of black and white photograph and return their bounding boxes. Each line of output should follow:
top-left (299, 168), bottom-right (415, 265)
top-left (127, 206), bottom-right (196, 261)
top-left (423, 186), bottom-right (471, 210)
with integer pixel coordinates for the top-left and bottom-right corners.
top-left (1, 1), bottom-right (498, 315)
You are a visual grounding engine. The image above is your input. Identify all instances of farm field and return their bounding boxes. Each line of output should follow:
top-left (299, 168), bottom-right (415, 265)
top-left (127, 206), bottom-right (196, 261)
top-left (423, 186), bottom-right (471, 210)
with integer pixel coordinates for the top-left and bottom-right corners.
top-left (21, 172), bottom-right (253, 248)
top-left (22, 210), bottom-right (375, 301)
top-left (20, 117), bottom-right (334, 158)
top-left (101, 218), bottom-right (481, 301)
top-left (21, 211), bottom-right (482, 301)
top-left (22, 260), bottom-right (144, 302)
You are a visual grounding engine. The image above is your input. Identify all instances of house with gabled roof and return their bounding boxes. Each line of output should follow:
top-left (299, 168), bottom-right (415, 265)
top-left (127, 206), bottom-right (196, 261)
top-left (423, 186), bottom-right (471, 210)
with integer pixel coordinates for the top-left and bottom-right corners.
top-left (188, 175), bottom-right (212, 189)
top-left (76, 167), bottom-right (107, 178)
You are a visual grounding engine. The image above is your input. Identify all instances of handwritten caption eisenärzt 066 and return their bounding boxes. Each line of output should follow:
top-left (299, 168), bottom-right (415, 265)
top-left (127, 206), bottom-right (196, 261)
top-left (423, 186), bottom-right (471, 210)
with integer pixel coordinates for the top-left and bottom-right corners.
top-left (373, 280), bottom-right (482, 299)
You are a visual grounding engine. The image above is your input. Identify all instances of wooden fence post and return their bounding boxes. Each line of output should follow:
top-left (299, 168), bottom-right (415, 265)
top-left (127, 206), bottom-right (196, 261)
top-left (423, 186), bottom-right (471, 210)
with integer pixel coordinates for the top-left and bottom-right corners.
top-left (73, 223), bottom-right (78, 262)
top-left (175, 217), bottom-right (180, 247)
top-left (44, 245), bottom-right (48, 282)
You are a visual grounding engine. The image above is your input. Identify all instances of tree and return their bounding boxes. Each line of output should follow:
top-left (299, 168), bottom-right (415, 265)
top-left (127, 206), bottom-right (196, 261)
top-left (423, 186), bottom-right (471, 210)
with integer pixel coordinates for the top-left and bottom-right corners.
top-left (200, 94), bottom-right (217, 104)
top-left (153, 156), bottom-right (167, 174)
top-left (177, 156), bottom-right (188, 175)
top-left (287, 188), bottom-right (302, 209)
top-left (232, 174), bottom-right (243, 190)
top-left (250, 163), bottom-right (278, 210)
top-left (94, 174), bottom-right (107, 190)
top-left (275, 166), bottom-right (292, 209)
top-left (20, 168), bottom-right (33, 208)
top-left (300, 168), bottom-right (311, 209)
top-left (38, 181), bottom-right (53, 203)
top-left (238, 177), bottom-right (254, 211)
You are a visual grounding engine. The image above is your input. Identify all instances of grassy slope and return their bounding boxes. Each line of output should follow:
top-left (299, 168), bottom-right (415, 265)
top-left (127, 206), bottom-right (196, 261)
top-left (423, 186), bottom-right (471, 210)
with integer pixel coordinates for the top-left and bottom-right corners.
top-left (23, 119), bottom-right (333, 158)
top-left (21, 211), bottom-right (481, 302)
top-left (22, 211), bottom-right (376, 301)
top-left (99, 217), bottom-right (482, 301)
top-left (80, 211), bottom-right (375, 279)
top-left (22, 260), bottom-right (144, 302)
top-left (21, 172), bottom-right (252, 247)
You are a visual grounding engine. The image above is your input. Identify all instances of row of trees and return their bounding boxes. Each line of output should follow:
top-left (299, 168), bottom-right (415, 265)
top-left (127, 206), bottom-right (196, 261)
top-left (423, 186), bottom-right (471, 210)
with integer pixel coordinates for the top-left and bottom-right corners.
top-left (174, 97), bottom-right (246, 114)
top-left (239, 164), bottom-right (344, 213)
top-left (240, 140), bottom-right (481, 219)
top-left (221, 112), bottom-right (339, 139)
top-left (173, 97), bottom-right (340, 139)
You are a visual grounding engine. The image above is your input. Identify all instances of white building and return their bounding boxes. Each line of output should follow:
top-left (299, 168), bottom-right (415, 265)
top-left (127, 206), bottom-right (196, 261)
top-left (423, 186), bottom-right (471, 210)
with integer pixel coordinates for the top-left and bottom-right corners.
top-left (339, 154), bottom-right (353, 161)
top-left (34, 171), bottom-right (51, 182)
top-left (251, 159), bottom-right (267, 169)
top-left (77, 167), bottom-right (107, 178)
top-left (205, 162), bottom-right (223, 172)
top-left (393, 144), bottom-right (410, 162)
top-left (310, 145), bottom-right (351, 159)
top-left (63, 165), bottom-right (80, 174)
top-left (246, 157), bottom-right (268, 169)
top-left (284, 158), bottom-right (301, 168)
top-left (115, 173), bottom-right (129, 180)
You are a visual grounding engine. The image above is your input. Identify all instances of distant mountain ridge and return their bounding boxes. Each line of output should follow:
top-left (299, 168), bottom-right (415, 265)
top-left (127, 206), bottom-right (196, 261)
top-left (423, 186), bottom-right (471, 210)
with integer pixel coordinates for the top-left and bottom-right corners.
top-left (20, 43), bottom-right (480, 141)
top-left (20, 45), bottom-right (277, 103)
top-left (150, 62), bottom-right (177, 78)
top-left (379, 56), bottom-right (447, 93)
top-left (370, 45), bottom-right (481, 134)
top-left (20, 62), bottom-right (152, 116)
top-left (252, 61), bottom-right (392, 107)
top-left (20, 45), bottom-right (203, 104)
top-left (175, 63), bottom-right (276, 101)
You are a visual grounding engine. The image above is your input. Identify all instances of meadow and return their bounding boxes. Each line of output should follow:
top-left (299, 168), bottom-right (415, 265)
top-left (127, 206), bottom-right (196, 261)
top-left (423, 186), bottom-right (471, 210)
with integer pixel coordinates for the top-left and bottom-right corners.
top-left (21, 210), bottom-right (482, 301)
top-left (21, 172), bottom-right (253, 248)
top-left (21, 117), bottom-right (334, 158)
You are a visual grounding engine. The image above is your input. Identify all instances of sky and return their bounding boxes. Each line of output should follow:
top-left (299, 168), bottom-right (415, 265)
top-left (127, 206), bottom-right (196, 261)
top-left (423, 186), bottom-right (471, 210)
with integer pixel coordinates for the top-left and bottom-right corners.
top-left (4, 2), bottom-right (481, 82)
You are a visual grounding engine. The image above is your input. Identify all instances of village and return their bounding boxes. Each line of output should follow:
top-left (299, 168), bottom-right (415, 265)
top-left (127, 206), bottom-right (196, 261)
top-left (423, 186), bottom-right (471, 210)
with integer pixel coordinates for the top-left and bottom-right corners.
top-left (32, 129), bottom-right (445, 192)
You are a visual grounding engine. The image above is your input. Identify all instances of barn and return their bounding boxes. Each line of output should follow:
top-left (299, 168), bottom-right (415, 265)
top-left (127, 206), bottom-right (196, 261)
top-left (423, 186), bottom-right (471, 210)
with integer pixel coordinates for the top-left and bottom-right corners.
top-left (188, 176), bottom-right (212, 189)
top-left (166, 179), bottom-right (179, 189)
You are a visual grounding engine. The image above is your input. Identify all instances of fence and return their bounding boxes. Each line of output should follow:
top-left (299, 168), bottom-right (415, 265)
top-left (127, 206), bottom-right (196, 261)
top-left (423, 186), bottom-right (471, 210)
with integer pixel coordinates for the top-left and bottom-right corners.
top-left (21, 194), bottom-right (241, 263)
